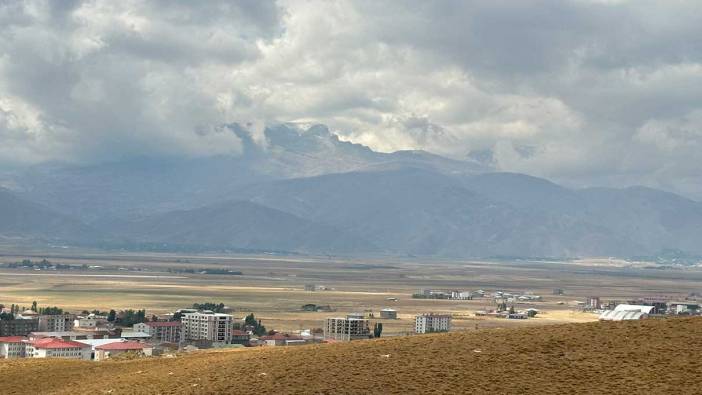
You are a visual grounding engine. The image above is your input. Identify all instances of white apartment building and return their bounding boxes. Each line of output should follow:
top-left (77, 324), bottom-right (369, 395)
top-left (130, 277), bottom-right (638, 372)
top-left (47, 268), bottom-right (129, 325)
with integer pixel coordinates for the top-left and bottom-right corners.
top-left (323, 317), bottom-right (371, 341)
top-left (37, 315), bottom-right (75, 332)
top-left (415, 313), bottom-right (451, 333)
top-left (181, 312), bottom-right (233, 344)
top-left (0, 336), bottom-right (27, 358)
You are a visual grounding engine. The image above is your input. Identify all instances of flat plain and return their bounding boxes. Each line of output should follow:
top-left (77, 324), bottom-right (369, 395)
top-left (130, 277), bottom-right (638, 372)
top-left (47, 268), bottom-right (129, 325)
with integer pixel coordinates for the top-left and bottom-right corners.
top-left (2, 249), bottom-right (701, 333)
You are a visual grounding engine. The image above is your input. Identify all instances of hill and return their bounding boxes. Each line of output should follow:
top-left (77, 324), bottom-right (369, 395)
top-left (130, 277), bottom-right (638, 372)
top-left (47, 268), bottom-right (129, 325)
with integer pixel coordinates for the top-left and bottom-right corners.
top-left (102, 200), bottom-right (377, 254)
top-left (2, 317), bottom-right (701, 394)
top-left (0, 187), bottom-right (98, 245)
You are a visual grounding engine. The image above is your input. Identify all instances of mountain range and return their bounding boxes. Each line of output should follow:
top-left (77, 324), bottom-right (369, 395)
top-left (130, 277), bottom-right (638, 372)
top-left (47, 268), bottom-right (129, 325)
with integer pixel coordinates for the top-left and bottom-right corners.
top-left (1, 123), bottom-right (701, 259)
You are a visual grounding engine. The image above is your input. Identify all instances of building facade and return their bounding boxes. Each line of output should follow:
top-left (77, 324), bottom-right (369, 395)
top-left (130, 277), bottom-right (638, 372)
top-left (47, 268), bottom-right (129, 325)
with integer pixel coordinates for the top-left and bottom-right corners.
top-left (133, 321), bottom-right (182, 343)
top-left (0, 336), bottom-right (27, 358)
top-left (323, 317), bottom-right (371, 341)
top-left (26, 338), bottom-right (92, 360)
top-left (181, 312), bottom-right (233, 344)
top-left (0, 319), bottom-right (38, 337)
top-left (415, 314), bottom-right (451, 333)
top-left (37, 315), bottom-right (76, 332)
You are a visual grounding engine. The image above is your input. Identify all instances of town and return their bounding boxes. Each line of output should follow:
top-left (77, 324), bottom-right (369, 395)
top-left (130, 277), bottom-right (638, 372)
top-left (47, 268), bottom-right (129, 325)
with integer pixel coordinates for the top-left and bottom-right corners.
top-left (2, 287), bottom-right (699, 361)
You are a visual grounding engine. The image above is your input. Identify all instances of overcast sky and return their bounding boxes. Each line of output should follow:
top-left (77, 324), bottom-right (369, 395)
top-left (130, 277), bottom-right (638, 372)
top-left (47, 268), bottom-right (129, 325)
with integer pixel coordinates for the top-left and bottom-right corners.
top-left (1, 1), bottom-right (702, 198)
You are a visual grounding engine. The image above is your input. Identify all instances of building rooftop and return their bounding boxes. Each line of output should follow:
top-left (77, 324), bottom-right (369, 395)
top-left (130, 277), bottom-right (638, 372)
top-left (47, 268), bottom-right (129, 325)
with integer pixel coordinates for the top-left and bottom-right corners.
top-left (73, 339), bottom-right (127, 349)
top-left (30, 331), bottom-right (103, 338)
top-left (31, 338), bottom-right (90, 349)
top-left (0, 336), bottom-right (26, 343)
top-left (120, 331), bottom-right (151, 338)
top-left (96, 341), bottom-right (149, 351)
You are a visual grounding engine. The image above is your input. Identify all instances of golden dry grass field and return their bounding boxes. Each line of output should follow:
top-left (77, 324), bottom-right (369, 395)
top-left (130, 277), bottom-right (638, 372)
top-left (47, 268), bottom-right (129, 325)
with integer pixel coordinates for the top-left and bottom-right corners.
top-left (3, 250), bottom-right (702, 333)
top-left (2, 317), bottom-right (701, 394)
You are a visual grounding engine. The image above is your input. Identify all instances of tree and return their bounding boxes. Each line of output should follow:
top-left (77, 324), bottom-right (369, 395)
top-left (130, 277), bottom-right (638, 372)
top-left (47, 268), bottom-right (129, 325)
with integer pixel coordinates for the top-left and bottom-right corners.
top-left (31, 301), bottom-right (38, 312)
top-left (373, 322), bottom-right (383, 338)
top-left (171, 311), bottom-right (183, 321)
top-left (107, 309), bottom-right (116, 322)
top-left (508, 305), bottom-right (515, 314)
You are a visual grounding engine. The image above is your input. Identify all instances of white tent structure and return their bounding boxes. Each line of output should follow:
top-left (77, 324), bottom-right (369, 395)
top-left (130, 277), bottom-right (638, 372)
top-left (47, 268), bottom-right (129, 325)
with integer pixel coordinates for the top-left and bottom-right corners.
top-left (613, 304), bottom-right (655, 314)
top-left (599, 304), bottom-right (653, 321)
top-left (598, 310), bottom-right (647, 321)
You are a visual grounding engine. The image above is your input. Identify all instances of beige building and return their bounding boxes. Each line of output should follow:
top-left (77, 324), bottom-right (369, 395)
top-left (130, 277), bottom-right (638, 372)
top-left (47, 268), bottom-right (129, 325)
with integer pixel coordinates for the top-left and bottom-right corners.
top-left (324, 317), bottom-right (371, 341)
top-left (181, 312), bottom-right (233, 344)
top-left (415, 314), bottom-right (451, 333)
top-left (37, 315), bottom-right (76, 332)
top-left (94, 341), bottom-right (153, 361)
top-left (133, 321), bottom-right (182, 343)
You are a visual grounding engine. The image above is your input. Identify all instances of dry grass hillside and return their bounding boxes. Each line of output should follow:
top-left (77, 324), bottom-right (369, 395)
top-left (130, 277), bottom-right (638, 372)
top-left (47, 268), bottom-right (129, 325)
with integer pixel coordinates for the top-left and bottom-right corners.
top-left (2, 317), bottom-right (702, 394)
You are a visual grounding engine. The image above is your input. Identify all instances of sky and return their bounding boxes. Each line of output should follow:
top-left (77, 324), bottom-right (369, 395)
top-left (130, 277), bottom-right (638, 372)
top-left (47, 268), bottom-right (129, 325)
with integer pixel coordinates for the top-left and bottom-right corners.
top-left (1, 0), bottom-right (702, 198)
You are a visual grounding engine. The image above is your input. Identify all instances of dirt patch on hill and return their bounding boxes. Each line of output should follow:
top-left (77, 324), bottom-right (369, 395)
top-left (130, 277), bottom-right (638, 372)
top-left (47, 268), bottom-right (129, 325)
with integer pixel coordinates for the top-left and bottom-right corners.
top-left (2, 317), bottom-right (702, 394)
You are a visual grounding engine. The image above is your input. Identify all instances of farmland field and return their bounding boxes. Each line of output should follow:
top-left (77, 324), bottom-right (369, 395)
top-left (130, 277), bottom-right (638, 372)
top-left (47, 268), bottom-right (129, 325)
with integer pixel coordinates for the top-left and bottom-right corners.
top-left (2, 248), bottom-right (701, 334)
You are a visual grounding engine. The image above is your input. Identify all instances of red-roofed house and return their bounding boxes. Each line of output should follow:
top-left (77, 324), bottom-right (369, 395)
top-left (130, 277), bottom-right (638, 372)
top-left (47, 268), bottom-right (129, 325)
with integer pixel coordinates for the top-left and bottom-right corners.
top-left (0, 336), bottom-right (28, 358)
top-left (26, 338), bottom-right (92, 360)
top-left (94, 341), bottom-right (153, 361)
top-left (133, 321), bottom-right (182, 344)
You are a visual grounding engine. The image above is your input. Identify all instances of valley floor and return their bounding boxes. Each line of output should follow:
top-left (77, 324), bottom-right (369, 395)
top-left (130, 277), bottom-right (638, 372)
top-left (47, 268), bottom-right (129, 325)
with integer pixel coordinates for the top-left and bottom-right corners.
top-left (2, 317), bottom-right (701, 394)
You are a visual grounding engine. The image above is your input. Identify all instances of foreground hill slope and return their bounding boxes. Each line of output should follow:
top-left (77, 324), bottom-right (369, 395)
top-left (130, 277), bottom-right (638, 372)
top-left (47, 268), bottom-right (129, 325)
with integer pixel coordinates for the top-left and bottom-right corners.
top-left (2, 317), bottom-right (702, 394)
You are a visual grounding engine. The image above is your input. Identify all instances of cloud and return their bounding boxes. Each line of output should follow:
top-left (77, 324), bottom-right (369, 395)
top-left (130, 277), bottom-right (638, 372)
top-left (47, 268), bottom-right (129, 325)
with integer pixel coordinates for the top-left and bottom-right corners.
top-left (1, 0), bottom-right (701, 197)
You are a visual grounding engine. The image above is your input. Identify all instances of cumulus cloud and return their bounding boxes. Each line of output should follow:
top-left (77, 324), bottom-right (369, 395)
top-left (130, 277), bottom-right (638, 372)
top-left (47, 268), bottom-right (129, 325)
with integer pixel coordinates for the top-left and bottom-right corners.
top-left (1, 0), bottom-right (701, 197)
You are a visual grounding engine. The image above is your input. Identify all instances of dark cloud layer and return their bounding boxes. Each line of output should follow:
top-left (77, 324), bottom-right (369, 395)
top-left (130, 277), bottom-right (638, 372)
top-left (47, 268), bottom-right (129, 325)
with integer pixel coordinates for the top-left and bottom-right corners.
top-left (1, 0), bottom-right (701, 198)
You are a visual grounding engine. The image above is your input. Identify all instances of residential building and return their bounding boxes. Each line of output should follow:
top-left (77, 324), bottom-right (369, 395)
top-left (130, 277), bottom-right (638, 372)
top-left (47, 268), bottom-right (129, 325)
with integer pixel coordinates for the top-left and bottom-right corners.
top-left (181, 312), bottom-right (233, 344)
top-left (258, 333), bottom-right (305, 346)
top-left (0, 336), bottom-right (27, 358)
top-left (323, 317), bottom-right (371, 341)
top-left (586, 297), bottom-right (601, 310)
top-left (379, 308), bottom-right (397, 319)
top-left (415, 314), bottom-right (451, 333)
top-left (74, 314), bottom-right (107, 329)
top-left (26, 338), bottom-right (92, 360)
top-left (133, 321), bottom-right (182, 343)
top-left (94, 341), bottom-right (153, 361)
top-left (37, 314), bottom-right (76, 332)
top-left (0, 318), bottom-right (38, 337)
top-left (231, 330), bottom-right (251, 345)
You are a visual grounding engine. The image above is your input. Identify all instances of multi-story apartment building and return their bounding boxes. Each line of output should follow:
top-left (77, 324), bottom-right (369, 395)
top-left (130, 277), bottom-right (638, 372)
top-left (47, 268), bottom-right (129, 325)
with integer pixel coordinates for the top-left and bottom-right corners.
top-left (323, 317), bottom-right (371, 341)
top-left (133, 321), bottom-right (182, 343)
top-left (0, 336), bottom-right (27, 358)
top-left (37, 315), bottom-right (76, 332)
top-left (414, 314), bottom-right (451, 334)
top-left (0, 318), bottom-right (38, 337)
top-left (181, 312), bottom-right (233, 344)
